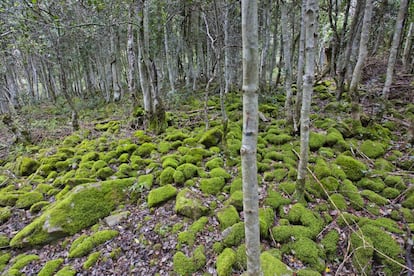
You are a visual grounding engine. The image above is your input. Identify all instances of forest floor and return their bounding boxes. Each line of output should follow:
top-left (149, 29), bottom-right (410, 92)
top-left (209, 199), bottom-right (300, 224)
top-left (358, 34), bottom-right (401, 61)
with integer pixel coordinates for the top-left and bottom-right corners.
top-left (0, 66), bottom-right (413, 276)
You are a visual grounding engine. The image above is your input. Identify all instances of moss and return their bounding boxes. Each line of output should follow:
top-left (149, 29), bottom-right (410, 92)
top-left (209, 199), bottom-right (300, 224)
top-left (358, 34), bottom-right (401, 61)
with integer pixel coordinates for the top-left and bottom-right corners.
top-left (264, 133), bottom-right (292, 145)
top-left (199, 127), bottom-right (223, 147)
top-left (329, 193), bottom-right (347, 210)
top-left (325, 128), bottom-right (344, 146)
top-left (10, 178), bottom-right (135, 248)
top-left (0, 234), bottom-right (9, 247)
top-left (173, 170), bottom-right (185, 185)
top-left (309, 132), bottom-right (326, 151)
top-left (259, 207), bottom-right (274, 239)
top-left (0, 252), bottom-right (11, 266)
top-left (30, 201), bottom-right (50, 213)
top-left (217, 205), bottom-right (240, 230)
top-left (279, 181), bottom-right (296, 195)
top-left (384, 175), bottom-right (405, 190)
top-left (261, 251), bottom-right (293, 276)
top-left (181, 154), bottom-right (203, 165)
top-left (381, 187), bottom-right (400, 199)
top-left (10, 254), bottom-right (40, 270)
top-left (292, 237), bottom-right (324, 271)
top-left (83, 251), bottom-right (101, 270)
top-left (264, 190), bottom-right (291, 210)
top-left (216, 248), bottom-right (236, 276)
top-left (161, 157), bottom-right (179, 169)
top-left (320, 176), bottom-right (340, 193)
top-left (175, 188), bottom-right (209, 219)
top-left (287, 204), bottom-right (323, 237)
top-left (147, 184), bottom-right (177, 207)
top-left (210, 168), bottom-right (231, 180)
top-left (15, 191), bottom-right (44, 209)
top-left (0, 206), bottom-right (11, 223)
top-left (374, 158), bottom-right (394, 172)
top-left (95, 167), bottom-right (113, 180)
top-left (357, 178), bottom-right (385, 192)
top-left (165, 131), bottom-right (189, 141)
top-left (339, 180), bottom-right (364, 210)
top-left (38, 258), bottom-right (64, 276)
top-left (69, 230), bottom-right (118, 258)
top-left (135, 142), bottom-right (156, 157)
top-left (223, 222), bottom-right (245, 247)
top-left (200, 177), bottom-right (226, 195)
top-left (361, 190), bottom-right (388, 206)
top-left (321, 230), bottom-right (339, 260)
top-left (296, 269), bottom-right (321, 276)
top-left (263, 151), bottom-right (284, 161)
top-left (137, 174), bottom-right (154, 190)
top-left (335, 155), bottom-right (367, 181)
top-left (205, 157), bottom-right (224, 170)
top-left (402, 193), bottom-right (414, 209)
top-left (176, 163), bottom-right (198, 180)
top-left (230, 178), bottom-right (242, 194)
top-left (227, 190), bottom-right (243, 211)
top-left (55, 265), bottom-right (77, 276)
top-left (360, 140), bottom-right (385, 159)
top-left (16, 156), bottom-right (40, 177)
top-left (116, 143), bottom-right (138, 156)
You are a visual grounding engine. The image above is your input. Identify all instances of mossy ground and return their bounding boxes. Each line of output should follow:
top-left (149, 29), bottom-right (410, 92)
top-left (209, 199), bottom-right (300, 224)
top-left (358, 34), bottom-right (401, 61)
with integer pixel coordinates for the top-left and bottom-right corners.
top-left (0, 87), bottom-right (412, 275)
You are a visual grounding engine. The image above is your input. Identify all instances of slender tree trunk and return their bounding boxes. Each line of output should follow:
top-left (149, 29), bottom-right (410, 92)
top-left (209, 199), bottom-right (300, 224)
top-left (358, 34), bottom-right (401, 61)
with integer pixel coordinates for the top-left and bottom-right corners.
top-left (402, 22), bottom-right (413, 71)
top-left (259, 0), bottom-right (271, 88)
top-left (382, 0), bottom-right (408, 100)
top-left (281, 0), bottom-right (295, 129)
top-left (241, 0), bottom-right (261, 275)
top-left (296, 0), bottom-right (318, 202)
top-left (349, 0), bottom-right (373, 121)
top-left (164, 24), bottom-right (175, 93)
top-left (127, 6), bottom-right (137, 101)
top-left (295, 0), bottom-right (306, 128)
top-left (110, 24), bottom-right (121, 101)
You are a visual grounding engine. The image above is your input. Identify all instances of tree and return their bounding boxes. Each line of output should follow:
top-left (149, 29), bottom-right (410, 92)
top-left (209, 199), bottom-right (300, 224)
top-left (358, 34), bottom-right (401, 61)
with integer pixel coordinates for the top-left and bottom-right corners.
top-left (296, 0), bottom-right (318, 202)
top-left (382, 0), bottom-right (409, 100)
top-left (349, 0), bottom-right (373, 121)
top-left (241, 0), bottom-right (261, 275)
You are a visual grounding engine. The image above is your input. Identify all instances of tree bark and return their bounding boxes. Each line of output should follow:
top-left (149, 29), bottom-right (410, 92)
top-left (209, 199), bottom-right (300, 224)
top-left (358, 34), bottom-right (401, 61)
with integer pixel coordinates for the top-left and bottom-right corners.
top-left (382, 0), bottom-right (408, 100)
top-left (295, 0), bottom-right (306, 128)
top-left (241, 0), bottom-right (262, 275)
top-left (349, 0), bottom-right (373, 121)
top-left (402, 22), bottom-right (413, 71)
top-left (127, 6), bottom-right (136, 100)
top-left (296, 0), bottom-right (318, 202)
top-left (281, 0), bottom-right (295, 129)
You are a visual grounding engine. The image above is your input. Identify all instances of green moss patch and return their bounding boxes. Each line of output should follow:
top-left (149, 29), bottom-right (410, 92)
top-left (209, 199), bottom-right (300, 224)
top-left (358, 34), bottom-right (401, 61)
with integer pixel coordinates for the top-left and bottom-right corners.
top-left (83, 251), bottom-right (101, 270)
top-left (55, 265), bottom-right (77, 276)
top-left (15, 191), bottom-right (44, 209)
top-left (216, 248), bottom-right (236, 276)
top-left (177, 216), bottom-right (208, 246)
top-left (261, 251), bottom-right (293, 276)
top-left (0, 206), bottom-right (11, 223)
top-left (173, 245), bottom-right (206, 275)
top-left (69, 230), bottom-right (118, 258)
top-left (147, 184), bottom-right (177, 207)
top-left (175, 188), bottom-right (209, 219)
top-left (339, 180), bottom-right (364, 210)
top-left (335, 155), bottom-right (367, 181)
top-left (199, 127), bottom-right (222, 147)
top-left (291, 237), bottom-right (325, 271)
top-left (360, 140), bottom-right (385, 158)
top-left (200, 177), bottom-right (226, 195)
top-left (309, 132), bottom-right (326, 151)
top-left (223, 222), bottom-right (245, 247)
top-left (217, 205), bottom-right (240, 230)
top-left (10, 178), bottom-right (135, 248)
top-left (38, 258), bottom-right (64, 276)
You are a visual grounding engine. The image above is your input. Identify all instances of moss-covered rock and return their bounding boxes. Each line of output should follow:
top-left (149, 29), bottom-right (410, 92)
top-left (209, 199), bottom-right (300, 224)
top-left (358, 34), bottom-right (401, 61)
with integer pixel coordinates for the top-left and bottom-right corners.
top-left (38, 258), bottom-right (64, 276)
top-left (147, 184), bottom-right (177, 207)
top-left (135, 142), bottom-right (156, 157)
top-left (272, 225), bottom-right (313, 242)
top-left (309, 132), bottom-right (326, 151)
top-left (200, 177), bottom-right (226, 195)
top-left (291, 237), bottom-right (324, 272)
top-left (210, 168), bottom-right (231, 180)
top-left (0, 234), bottom-right (10, 247)
top-left (17, 157), bottom-right (40, 176)
top-left (259, 207), bottom-right (275, 239)
top-left (199, 127), bottom-right (223, 148)
top-left (325, 128), bottom-right (344, 146)
top-left (69, 230), bottom-right (118, 258)
top-left (329, 193), bottom-right (347, 210)
top-left (264, 133), bottom-right (292, 145)
top-left (10, 253), bottom-right (40, 271)
top-left (54, 265), bottom-right (77, 276)
top-left (402, 193), bottom-right (414, 209)
top-left (206, 157), bottom-right (224, 170)
top-left (264, 190), bottom-right (291, 210)
top-left (83, 251), bottom-right (101, 270)
top-left (339, 179), bottom-right (364, 210)
top-left (177, 216), bottom-right (208, 246)
top-left (0, 206), bottom-right (11, 223)
top-left (176, 163), bottom-right (198, 180)
top-left (173, 245), bottom-right (206, 275)
top-left (261, 251), bottom-right (293, 276)
top-left (216, 248), bottom-right (236, 276)
top-left (227, 190), bottom-right (243, 211)
top-left (175, 188), bottom-right (209, 219)
top-left (30, 201), bottom-right (50, 213)
top-left (357, 178), bottom-right (385, 192)
top-left (335, 155), bottom-right (367, 181)
top-left (360, 190), bottom-right (388, 206)
top-left (217, 205), bottom-right (240, 230)
top-left (384, 175), bottom-right (405, 190)
top-left (223, 222), bottom-right (245, 247)
top-left (321, 230), bottom-right (339, 260)
top-left (360, 140), bottom-right (385, 159)
top-left (137, 174), bottom-right (154, 190)
top-left (15, 191), bottom-right (44, 209)
top-left (10, 178), bottom-right (135, 248)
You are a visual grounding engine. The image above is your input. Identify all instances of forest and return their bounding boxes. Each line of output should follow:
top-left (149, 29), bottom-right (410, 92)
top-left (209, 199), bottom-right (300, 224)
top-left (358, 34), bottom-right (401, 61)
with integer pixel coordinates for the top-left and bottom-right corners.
top-left (0, 0), bottom-right (413, 275)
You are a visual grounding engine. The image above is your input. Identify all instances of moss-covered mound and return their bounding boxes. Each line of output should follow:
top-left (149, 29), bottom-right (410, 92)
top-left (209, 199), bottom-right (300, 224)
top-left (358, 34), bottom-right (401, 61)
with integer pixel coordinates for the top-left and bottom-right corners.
top-left (10, 178), bottom-right (136, 248)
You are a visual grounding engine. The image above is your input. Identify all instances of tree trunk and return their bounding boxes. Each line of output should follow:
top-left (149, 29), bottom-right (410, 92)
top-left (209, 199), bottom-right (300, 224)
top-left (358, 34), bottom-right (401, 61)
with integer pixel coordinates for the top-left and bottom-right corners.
top-left (349, 0), bottom-right (373, 121)
top-left (296, 0), bottom-right (318, 202)
top-left (110, 23), bottom-right (121, 102)
top-left (402, 22), bottom-right (413, 71)
top-left (281, 0), bottom-right (295, 129)
top-left (295, 0), bottom-right (306, 128)
top-left (382, 0), bottom-right (408, 100)
top-left (241, 0), bottom-right (261, 275)
top-left (127, 6), bottom-right (137, 100)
